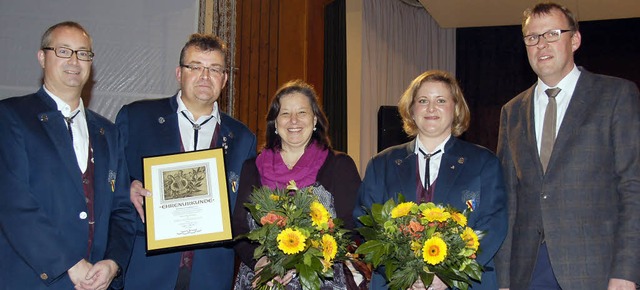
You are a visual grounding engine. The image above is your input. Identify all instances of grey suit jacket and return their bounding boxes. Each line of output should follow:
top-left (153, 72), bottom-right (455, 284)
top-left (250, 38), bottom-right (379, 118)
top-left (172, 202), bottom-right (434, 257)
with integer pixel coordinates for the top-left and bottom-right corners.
top-left (495, 68), bottom-right (640, 289)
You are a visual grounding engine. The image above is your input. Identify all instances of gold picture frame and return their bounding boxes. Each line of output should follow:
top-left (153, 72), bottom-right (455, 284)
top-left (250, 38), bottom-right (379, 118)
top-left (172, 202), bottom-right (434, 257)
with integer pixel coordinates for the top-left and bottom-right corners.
top-left (143, 148), bottom-right (231, 254)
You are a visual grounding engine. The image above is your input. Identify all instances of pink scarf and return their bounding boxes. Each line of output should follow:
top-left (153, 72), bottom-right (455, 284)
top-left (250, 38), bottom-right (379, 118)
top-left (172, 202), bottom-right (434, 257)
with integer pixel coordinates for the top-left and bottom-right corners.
top-left (256, 142), bottom-right (328, 190)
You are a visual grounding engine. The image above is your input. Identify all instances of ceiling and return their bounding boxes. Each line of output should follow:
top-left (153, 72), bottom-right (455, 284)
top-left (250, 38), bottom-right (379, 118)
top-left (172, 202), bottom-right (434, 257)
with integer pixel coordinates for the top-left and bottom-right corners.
top-left (417, 0), bottom-right (640, 28)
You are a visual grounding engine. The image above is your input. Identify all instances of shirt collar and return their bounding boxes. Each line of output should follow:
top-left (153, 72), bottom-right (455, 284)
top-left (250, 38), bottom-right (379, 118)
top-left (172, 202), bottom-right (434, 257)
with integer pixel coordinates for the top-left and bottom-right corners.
top-left (414, 134), bottom-right (450, 156)
top-left (43, 85), bottom-right (85, 117)
top-left (535, 65), bottom-right (581, 101)
top-left (176, 90), bottom-right (220, 125)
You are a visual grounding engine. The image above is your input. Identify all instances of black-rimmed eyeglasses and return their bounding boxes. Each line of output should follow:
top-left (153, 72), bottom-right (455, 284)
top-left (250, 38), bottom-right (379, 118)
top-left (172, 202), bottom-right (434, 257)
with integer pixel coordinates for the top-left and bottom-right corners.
top-left (42, 47), bottom-right (94, 61)
top-left (523, 29), bottom-right (572, 46)
top-left (180, 64), bottom-right (226, 77)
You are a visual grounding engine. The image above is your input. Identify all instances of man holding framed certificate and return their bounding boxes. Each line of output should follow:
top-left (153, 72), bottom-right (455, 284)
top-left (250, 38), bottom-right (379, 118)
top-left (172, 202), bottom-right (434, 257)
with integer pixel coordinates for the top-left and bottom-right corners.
top-left (115, 34), bottom-right (256, 290)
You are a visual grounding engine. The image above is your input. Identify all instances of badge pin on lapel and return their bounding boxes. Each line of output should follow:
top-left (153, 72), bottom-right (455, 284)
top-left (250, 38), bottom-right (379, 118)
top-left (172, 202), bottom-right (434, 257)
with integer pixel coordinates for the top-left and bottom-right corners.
top-left (229, 171), bottom-right (240, 193)
top-left (466, 199), bottom-right (475, 212)
top-left (108, 170), bottom-right (117, 192)
top-left (451, 157), bottom-right (465, 169)
top-left (463, 190), bottom-right (479, 212)
top-left (222, 136), bottom-right (228, 154)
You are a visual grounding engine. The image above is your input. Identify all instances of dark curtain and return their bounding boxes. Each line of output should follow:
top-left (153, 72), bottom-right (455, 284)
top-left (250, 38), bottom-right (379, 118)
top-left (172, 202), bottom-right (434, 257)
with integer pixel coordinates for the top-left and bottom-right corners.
top-left (323, 0), bottom-right (347, 152)
top-left (456, 17), bottom-right (640, 153)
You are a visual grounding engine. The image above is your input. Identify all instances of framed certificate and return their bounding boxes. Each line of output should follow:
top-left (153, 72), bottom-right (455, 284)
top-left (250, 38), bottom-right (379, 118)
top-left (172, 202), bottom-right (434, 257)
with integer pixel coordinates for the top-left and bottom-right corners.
top-left (142, 148), bottom-right (231, 254)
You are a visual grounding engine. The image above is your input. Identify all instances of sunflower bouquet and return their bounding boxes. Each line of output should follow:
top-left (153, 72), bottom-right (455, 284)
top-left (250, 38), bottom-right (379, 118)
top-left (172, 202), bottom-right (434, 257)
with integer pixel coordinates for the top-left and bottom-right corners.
top-left (355, 195), bottom-right (483, 290)
top-left (239, 180), bottom-right (353, 290)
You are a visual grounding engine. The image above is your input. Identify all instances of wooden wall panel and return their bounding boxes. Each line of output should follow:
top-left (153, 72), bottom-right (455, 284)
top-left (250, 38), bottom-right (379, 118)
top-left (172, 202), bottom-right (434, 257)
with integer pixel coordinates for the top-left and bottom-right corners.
top-left (236, 0), bottom-right (253, 131)
top-left (307, 0), bottom-right (331, 104)
top-left (247, 0), bottom-right (261, 137)
top-left (277, 0), bottom-right (307, 84)
top-left (233, 0), bottom-right (330, 150)
top-left (256, 0), bottom-right (272, 148)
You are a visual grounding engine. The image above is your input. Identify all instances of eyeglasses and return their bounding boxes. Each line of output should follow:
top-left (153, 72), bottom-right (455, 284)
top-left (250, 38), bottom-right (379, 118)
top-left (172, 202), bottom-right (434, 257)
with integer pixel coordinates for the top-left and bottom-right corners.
top-left (180, 64), bottom-right (226, 77)
top-left (42, 47), bottom-right (94, 61)
top-left (523, 29), bottom-right (572, 46)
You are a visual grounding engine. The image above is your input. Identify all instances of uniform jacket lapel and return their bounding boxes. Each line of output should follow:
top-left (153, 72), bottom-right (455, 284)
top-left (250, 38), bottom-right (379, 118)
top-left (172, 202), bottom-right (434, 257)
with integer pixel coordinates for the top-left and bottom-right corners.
top-left (36, 90), bottom-right (83, 192)
top-left (394, 140), bottom-right (419, 202)
top-left (86, 111), bottom-right (108, 222)
top-left (160, 96), bottom-right (182, 152)
top-left (217, 116), bottom-right (231, 149)
top-left (434, 138), bottom-right (464, 201)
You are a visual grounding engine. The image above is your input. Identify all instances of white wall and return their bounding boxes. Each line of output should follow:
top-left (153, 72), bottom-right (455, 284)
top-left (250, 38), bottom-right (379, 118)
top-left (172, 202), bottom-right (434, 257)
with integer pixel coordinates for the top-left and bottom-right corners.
top-left (0, 0), bottom-right (198, 120)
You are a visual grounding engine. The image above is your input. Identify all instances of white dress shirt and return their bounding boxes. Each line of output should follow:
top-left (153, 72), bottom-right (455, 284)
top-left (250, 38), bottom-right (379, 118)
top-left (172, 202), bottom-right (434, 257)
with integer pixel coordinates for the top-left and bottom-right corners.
top-left (176, 90), bottom-right (220, 152)
top-left (44, 86), bottom-right (90, 173)
top-left (534, 65), bottom-right (581, 155)
top-left (414, 135), bottom-right (450, 188)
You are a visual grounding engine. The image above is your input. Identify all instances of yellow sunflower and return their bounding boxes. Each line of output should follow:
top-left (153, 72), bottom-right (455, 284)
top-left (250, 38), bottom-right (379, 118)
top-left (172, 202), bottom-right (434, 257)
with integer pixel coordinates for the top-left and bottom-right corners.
top-left (450, 212), bottom-right (467, 227)
top-left (461, 227), bottom-right (479, 251)
top-left (391, 202), bottom-right (416, 218)
top-left (310, 201), bottom-right (330, 227)
top-left (321, 234), bottom-right (338, 261)
top-left (422, 236), bottom-right (448, 265)
top-left (277, 228), bottom-right (307, 254)
top-left (421, 207), bottom-right (451, 222)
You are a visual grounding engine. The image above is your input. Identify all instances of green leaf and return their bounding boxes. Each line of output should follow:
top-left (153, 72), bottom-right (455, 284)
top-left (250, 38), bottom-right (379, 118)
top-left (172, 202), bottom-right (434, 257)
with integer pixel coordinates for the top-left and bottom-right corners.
top-left (355, 240), bottom-right (386, 266)
top-left (297, 263), bottom-right (321, 290)
top-left (436, 268), bottom-right (459, 282)
top-left (381, 198), bottom-right (396, 219)
top-left (425, 225), bottom-right (436, 237)
top-left (358, 214), bottom-right (374, 226)
top-left (253, 244), bottom-right (266, 259)
top-left (458, 248), bottom-right (475, 257)
top-left (418, 270), bottom-right (434, 286)
top-left (384, 264), bottom-right (396, 286)
top-left (303, 251), bottom-right (313, 266)
top-left (451, 279), bottom-right (470, 290)
top-left (354, 240), bottom-right (384, 255)
top-left (356, 227), bottom-right (379, 240)
top-left (280, 253), bottom-right (300, 269)
top-left (465, 262), bottom-right (483, 281)
top-left (389, 268), bottom-right (416, 290)
top-left (371, 203), bottom-right (384, 223)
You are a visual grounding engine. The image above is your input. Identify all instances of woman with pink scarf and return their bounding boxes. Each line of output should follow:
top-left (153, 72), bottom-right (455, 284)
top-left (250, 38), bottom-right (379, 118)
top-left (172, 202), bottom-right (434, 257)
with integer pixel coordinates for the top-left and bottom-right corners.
top-left (232, 80), bottom-right (362, 290)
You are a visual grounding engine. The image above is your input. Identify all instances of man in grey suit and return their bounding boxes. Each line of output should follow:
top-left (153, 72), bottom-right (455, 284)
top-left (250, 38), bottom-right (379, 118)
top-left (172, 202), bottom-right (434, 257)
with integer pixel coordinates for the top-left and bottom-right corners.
top-left (495, 2), bottom-right (640, 290)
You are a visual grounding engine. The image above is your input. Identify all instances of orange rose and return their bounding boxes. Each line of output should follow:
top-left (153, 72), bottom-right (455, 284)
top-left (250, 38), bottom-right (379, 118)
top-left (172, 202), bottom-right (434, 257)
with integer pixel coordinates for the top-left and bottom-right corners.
top-left (260, 212), bottom-right (287, 227)
top-left (408, 220), bottom-right (425, 233)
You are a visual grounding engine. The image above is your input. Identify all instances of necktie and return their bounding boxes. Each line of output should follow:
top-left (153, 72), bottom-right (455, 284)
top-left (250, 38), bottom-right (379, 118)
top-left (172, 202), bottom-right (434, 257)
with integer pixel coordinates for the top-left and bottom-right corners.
top-left (65, 111), bottom-right (80, 141)
top-left (181, 111), bottom-right (214, 151)
top-left (540, 87), bottom-right (561, 173)
top-left (419, 148), bottom-right (442, 192)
